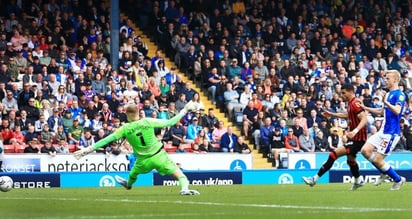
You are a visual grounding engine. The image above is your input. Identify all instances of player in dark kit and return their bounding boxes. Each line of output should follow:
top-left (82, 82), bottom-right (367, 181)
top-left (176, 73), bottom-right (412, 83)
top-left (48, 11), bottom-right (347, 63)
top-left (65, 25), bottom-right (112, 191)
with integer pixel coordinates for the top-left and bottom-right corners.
top-left (303, 84), bottom-right (368, 190)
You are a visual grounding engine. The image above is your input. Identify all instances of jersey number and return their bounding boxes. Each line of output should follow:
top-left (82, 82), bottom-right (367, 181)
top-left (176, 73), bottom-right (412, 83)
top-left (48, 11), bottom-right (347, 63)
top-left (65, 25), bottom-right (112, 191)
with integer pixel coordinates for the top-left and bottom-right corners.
top-left (136, 132), bottom-right (146, 146)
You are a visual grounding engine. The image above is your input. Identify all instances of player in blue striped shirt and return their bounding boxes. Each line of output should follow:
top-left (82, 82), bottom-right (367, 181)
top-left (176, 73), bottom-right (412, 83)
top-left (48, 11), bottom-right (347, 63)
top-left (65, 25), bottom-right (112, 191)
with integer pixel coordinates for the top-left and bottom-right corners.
top-left (361, 70), bottom-right (406, 190)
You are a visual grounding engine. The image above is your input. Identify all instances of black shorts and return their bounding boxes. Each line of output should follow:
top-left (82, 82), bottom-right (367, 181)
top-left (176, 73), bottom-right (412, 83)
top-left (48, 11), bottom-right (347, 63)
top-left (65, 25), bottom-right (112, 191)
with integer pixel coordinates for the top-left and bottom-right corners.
top-left (344, 140), bottom-right (365, 157)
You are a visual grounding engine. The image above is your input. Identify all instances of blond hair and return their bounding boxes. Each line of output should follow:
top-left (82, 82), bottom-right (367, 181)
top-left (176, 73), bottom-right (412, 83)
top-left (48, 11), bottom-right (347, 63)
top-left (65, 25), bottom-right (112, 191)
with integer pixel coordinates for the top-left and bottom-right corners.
top-left (386, 70), bottom-right (401, 82)
top-left (125, 104), bottom-right (139, 121)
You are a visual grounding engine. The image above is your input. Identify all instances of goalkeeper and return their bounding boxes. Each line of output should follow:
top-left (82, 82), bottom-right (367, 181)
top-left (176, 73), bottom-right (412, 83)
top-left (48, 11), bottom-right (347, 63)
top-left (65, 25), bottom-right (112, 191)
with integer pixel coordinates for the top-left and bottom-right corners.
top-left (75, 101), bottom-right (200, 195)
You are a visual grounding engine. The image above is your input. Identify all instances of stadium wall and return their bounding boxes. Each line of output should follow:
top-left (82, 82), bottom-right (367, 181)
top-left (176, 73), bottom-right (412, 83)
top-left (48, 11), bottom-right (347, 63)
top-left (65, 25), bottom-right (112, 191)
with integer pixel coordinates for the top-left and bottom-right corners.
top-left (1, 153), bottom-right (411, 189)
top-left (2, 169), bottom-right (412, 189)
top-left (1, 154), bottom-right (253, 172)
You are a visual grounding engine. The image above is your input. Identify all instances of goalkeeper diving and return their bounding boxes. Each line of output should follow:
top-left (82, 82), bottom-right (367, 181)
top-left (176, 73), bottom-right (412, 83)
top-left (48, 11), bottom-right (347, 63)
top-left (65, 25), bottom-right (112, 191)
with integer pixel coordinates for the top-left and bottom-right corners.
top-left (74, 101), bottom-right (201, 195)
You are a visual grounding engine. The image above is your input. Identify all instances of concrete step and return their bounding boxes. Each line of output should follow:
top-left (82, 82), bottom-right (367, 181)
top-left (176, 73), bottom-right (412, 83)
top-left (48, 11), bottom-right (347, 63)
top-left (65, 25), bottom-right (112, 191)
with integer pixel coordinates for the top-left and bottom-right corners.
top-left (121, 13), bottom-right (273, 169)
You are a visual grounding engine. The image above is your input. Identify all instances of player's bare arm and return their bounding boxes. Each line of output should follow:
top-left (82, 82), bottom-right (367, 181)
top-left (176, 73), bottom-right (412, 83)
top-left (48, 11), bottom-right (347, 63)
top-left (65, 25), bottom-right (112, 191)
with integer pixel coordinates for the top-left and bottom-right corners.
top-left (321, 109), bottom-right (347, 119)
top-left (383, 99), bottom-right (402, 115)
top-left (346, 110), bottom-right (368, 139)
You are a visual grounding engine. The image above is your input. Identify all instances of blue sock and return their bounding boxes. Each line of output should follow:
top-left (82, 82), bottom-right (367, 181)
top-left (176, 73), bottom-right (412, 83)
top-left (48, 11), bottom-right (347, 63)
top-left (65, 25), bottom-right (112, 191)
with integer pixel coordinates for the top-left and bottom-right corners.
top-left (385, 167), bottom-right (401, 182)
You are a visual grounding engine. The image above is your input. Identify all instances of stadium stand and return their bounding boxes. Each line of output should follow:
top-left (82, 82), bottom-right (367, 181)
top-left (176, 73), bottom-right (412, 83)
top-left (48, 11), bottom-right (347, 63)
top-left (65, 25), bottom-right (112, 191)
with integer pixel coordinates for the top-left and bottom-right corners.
top-left (2, 0), bottom-right (412, 169)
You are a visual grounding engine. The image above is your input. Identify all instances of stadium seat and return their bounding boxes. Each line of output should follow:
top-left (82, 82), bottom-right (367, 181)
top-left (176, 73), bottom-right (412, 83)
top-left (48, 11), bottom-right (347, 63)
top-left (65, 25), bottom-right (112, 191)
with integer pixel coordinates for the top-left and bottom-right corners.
top-left (163, 142), bottom-right (177, 153)
top-left (68, 144), bottom-right (77, 153)
top-left (14, 144), bottom-right (26, 153)
top-left (3, 145), bottom-right (15, 153)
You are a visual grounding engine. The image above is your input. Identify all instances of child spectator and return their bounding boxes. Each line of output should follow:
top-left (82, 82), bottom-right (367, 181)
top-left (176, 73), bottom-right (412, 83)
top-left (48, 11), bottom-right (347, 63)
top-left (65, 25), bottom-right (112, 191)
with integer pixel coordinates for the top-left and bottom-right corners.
top-left (41, 140), bottom-right (57, 157)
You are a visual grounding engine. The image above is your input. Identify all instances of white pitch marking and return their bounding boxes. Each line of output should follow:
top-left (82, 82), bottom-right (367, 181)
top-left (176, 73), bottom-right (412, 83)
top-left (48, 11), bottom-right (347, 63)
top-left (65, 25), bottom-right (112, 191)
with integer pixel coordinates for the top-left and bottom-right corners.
top-left (0, 196), bottom-right (410, 213)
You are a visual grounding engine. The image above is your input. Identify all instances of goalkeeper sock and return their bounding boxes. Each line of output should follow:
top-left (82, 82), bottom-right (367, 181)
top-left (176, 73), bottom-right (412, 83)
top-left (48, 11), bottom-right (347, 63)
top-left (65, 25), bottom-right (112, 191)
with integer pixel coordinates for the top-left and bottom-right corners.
top-left (178, 175), bottom-right (189, 191)
top-left (128, 176), bottom-right (137, 187)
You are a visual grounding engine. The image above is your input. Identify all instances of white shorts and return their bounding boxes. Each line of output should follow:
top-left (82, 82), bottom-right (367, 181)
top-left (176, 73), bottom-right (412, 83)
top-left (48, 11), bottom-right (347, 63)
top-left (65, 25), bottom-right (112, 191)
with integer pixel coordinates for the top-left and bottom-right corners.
top-left (366, 131), bottom-right (400, 155)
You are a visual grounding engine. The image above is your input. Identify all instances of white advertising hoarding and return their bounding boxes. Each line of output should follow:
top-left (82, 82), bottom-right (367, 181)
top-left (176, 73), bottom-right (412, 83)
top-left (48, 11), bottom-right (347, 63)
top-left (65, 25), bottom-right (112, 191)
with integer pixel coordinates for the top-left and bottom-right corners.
top-left (2, 153), bottom-right (253, 172)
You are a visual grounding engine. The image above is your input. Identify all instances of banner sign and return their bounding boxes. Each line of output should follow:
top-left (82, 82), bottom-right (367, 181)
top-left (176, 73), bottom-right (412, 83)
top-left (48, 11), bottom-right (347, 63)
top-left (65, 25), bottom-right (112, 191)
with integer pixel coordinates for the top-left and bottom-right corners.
top-left (153, 171), bottom-right (242, 186)
top-left (60, 172), bottom-right (152, 188)
top-left (168, 153), bottom-right (252, 170)
top-left (2, 158), bottom-right (41, 172)
top-left (242, 169), bottom-right (326, 185)
top-left (2, 153), bottom-right (252, 172)
top-left (329, 170), bottom-right (412, 183)
top-left (0, 173), bottom-right (60, 188)
top-left (288, 152), bottom-right (412, 170)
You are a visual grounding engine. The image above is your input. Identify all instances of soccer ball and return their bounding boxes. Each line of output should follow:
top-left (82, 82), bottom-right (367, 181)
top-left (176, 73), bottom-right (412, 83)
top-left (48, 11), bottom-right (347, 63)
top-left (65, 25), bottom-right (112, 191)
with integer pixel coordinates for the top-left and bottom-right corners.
top-left (0, 176), bottom-right (13, 192)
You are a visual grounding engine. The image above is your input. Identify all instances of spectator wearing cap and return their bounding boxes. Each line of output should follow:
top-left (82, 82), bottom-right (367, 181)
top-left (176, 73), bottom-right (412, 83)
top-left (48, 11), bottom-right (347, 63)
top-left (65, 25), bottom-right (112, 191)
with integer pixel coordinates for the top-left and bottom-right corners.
top-left (186, 116), bottom-right (202, 143)
top-left (0, 32), bottom-right (7, 50)
top-left (39, 50), bottom-right (51, 65)
top-left (31, 56), bottom-right (42, 74)
top-left (22, 97), bottom-right (40, 121)
top-left (5, 42), bottom-right (14, 58)
top-left (2, 90), bottom-right (18, 112)
top-left (68, 117), bottom-right (84, 145)
top-left (78, 108), bottom-right (91, 128)
top-left (7, 55), bottom-right (19, 81)
top-left (83, 81), bottom-right (96, 101)
top-left (244, 74), bottom-right (256, 93)
top-left (398, 53), bottom-right (409, 72)
top-left (227, 58), bottom-right (242, 81)
top-left (47, 108), bottom-right (64, 133)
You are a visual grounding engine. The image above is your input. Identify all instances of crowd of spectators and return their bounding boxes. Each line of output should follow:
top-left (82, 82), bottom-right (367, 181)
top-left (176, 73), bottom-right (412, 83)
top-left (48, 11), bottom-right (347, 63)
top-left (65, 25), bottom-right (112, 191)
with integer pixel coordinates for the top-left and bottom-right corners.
top-left (0, 0), bottom-right (250, 156)
top-left (3, 0), bottom-right (412, 163)
top-left (128, 0), bottom-right (412, 162)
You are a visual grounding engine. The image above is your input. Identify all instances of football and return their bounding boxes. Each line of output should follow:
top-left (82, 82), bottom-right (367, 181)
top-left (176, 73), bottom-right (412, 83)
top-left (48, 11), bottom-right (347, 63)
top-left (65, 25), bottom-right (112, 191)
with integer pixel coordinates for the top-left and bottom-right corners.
top-left (0, 176), bottom-right (14, 192)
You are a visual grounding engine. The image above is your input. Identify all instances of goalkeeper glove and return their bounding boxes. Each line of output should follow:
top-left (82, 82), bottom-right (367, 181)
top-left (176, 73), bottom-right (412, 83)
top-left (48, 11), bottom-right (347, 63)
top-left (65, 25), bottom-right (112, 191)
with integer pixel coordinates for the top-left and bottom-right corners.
top-left (182, 101), bottom-right (199, 114)
top-left (74, 146), bottom-right (95, 160)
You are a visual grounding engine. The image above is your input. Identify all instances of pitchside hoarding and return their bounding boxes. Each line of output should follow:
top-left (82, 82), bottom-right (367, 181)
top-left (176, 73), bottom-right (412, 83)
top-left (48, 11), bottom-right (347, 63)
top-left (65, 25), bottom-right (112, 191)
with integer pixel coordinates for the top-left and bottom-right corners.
top-left (329, 170), bottom-right (412, 184)
top-left (1, 153), bottom-right (253, 172)
top-left (0, 173), bottom-right (60, 188)
top-left (288, 152), bottom-right (412, 170)
top-left (153, 171), bottom-right (243, 186)
top-left (60, 172), bottom-right (152, 188)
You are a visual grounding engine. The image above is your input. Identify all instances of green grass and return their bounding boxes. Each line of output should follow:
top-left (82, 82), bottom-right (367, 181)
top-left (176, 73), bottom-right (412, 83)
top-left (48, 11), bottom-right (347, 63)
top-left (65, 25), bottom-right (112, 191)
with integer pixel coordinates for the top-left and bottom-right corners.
top-left (0, 184), bottom-right (411, 219)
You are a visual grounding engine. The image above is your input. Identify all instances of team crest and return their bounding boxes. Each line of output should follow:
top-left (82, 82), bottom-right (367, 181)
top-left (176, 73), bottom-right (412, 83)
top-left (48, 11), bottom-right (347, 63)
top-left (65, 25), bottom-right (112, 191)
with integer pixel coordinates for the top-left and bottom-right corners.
top-left (400, 95), bottom-right (405, 101)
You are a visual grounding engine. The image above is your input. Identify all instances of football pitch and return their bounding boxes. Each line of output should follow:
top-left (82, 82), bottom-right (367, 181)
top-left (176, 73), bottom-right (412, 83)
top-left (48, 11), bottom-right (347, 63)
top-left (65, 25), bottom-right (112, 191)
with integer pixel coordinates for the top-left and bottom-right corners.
top-left (0, 184), bottom-right (411, 219)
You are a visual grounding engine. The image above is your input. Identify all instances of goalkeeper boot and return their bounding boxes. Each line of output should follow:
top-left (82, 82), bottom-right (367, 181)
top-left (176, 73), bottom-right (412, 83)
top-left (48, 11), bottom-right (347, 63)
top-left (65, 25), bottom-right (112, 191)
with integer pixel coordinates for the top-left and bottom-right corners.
top-left (302, 176), bottom-right (316, 187)
top-left (180, 189), bottom-right (200, 195)
top-left (115, 175), bottom-right (131, 190)
top-left (391, 177), bottom-right (406, 191)
top-left (374, 174), bottom-right (390, 186)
